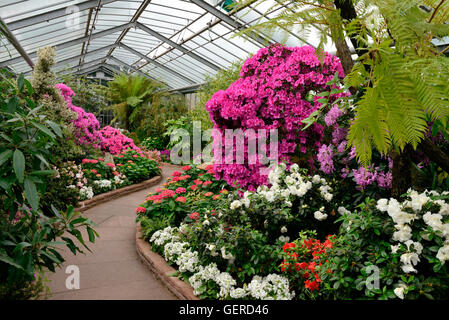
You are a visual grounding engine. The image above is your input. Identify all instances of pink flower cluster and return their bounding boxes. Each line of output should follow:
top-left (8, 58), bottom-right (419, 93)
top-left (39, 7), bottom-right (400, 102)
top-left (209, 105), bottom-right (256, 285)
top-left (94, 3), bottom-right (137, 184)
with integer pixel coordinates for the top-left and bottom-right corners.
top-left (317, 107), bottom-right (393, 190)
top-left (206, 45), bottom-right (345, 190)
top-left (146, 189), bottom-right (176, 203)
top-left (55, 83), bottom-right (142, 156)
top-left (99, 126), bottom-right (141, 155)
top-left (55, 83), bottom-right (105, 148)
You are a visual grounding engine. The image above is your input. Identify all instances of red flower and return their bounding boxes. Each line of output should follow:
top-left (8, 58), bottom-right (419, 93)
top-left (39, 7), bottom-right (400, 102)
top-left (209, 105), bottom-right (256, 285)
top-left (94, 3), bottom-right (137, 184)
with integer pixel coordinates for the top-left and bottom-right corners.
top-left (194, 179), bottom-right (203, 185)
top-left (172, 171), bottom-right (182, 177)
top-left (295, 262), bottom-right (308, 271)
top-left (190, 185), bottom-right (197, 191)
top-left (96, 174), bottom-right (101, 178)
top-left (90, 169), bottom-right (98, 174)
top-left (189, 212), bottom-right (200, 220)
top-left (280, 260), bottom-right (290, 272)
top-left (98, 158), bottom-right (105, 161)
top-left (204, 192), bottom-right (214, 197)
top-left (112, 171), bottom-right (119, 176)
top-left (175, 196), bottom-right (186, 203)
top-left (282, 242), bottom-right (296, 252)
top-left (203, 180), bottom-right (213, 186)
top-left (106, 163), bottom-right (115, 168)
top-left (135, 206), bottom-right (146, 214)
top-left (304, 280), bottom-right (319, 291)
top-left (155, 188), bottom-right (162, 193)
top-left (212, 195), bottom-right (220, 200)
top-left (132, 154), bottom-right (139, 158)
top-left (204, 165), bottom-right (213, 171)
top-left (90, 160), bottom-right (98, 164)
top-left (175, 187), bottom-right (186, 194)
top-left (182, 165), bottom-right (192, 171)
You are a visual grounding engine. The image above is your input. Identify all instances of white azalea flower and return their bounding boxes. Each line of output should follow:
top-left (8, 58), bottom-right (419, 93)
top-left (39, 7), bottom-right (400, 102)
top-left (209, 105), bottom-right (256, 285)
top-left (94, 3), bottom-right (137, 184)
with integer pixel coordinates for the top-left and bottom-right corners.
top-left (230, 200), bottom-right (242, 210)
top-left (394, 284), bottom-right (408, 299)
top-left (314, 211), bottom-right (328, 221)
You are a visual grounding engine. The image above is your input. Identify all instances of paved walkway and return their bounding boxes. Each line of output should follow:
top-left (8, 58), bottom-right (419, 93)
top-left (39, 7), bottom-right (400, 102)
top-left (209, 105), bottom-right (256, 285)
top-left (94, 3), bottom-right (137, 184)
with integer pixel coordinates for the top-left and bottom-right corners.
top-left (44, 165), bottom-right (179, 300)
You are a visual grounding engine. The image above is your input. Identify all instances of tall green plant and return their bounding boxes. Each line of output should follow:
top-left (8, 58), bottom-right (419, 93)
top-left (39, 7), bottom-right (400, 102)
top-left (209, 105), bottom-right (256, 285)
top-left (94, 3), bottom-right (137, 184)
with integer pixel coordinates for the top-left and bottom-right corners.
top-left (107, 73), bottom-right (165, 131)
top-left (237, 0), bottom-right (449, 196)
top-left (0, 72), bottom-right (97, 299)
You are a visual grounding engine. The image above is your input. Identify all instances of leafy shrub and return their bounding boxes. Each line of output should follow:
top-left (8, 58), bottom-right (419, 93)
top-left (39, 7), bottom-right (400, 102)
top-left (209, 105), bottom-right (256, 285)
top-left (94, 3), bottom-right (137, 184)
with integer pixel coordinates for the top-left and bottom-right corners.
top-left (113, 150), bottom-right (160, 184)
top-left (100, 126), bottom-right (141, 155)
top-left (141, 136), bottom-right (167, 151)
top-left (206, 44), bottom-right (346, 191)
top-left (0, 73), bottom-right (97, 299)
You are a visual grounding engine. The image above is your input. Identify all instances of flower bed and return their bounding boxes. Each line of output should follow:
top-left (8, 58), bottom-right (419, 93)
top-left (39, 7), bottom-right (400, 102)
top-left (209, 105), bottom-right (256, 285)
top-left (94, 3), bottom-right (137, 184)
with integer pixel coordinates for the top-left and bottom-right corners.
top-left (49, 150), bottom-right (161, 210)
top-left (134, 45), bottom-right (449, 300)
top-left (137, 162), bottom-right (449, 300)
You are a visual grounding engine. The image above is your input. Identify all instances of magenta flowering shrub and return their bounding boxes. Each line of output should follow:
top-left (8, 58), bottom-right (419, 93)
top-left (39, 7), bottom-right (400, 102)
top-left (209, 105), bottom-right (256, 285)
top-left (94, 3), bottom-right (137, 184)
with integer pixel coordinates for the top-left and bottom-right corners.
top-left (99, 126), bottom-right (141, 155)
top-left (317, 103), bottom-right (393, 192)
top-left (55, 83), bottom-right (105, 148)
top-left (206, 45), bottom-right (346, 191)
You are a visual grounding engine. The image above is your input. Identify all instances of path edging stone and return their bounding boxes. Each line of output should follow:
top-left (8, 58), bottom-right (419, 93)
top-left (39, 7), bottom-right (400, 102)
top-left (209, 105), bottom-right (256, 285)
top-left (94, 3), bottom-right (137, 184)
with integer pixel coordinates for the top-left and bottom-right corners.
top-left (75, 175), bottom-right (162, 212)
top-left (136, 222), bottom-right (199, 300)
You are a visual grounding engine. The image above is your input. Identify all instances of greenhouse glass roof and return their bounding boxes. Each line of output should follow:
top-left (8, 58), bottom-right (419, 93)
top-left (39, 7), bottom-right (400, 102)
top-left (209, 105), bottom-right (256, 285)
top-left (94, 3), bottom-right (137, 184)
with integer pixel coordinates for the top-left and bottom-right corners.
top-left (0, 0), bottom-right (343, 90)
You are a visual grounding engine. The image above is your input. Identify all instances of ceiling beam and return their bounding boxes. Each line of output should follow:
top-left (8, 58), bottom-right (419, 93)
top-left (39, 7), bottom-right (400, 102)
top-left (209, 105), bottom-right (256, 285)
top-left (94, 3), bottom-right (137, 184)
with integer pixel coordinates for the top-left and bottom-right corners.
top-left (119, 43), bottom-right (194, 85)
top-left (24, 43), bottom-right (118, 75)
top-left (132, 0), bottom-right (258, 72)
top-left (0, 17), bottom-right (34, 69)
top-left (136, 22), bottom-right (221, 71)
top-left (7, 0), bottom-right (117, 31)
top-left (105, 0), bottom-right (152, 60)
top-left (0, 22), bottom-right (135, 68)
top-left (57, 56), bottom-right (111, 74)
top-left (108, 55), bottom-right (167, 85)
top-left (189, 0), bottom-right (272, 47)
top-left (58, 62), bottom-right (110, 77)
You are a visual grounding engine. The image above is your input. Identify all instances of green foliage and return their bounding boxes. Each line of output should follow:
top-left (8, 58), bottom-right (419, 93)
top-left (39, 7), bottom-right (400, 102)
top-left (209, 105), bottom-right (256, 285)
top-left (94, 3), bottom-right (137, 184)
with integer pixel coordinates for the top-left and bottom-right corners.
top-left (58, 74), bottom-right (109, 115)
top-left (190, 60), bottom-right (244, 130)
top-left (237, 0), bottom-right (449, 167)
top-left (137, 92), bottom-right (187, 142)
top-left (113, 150), bottom-right (161, 184)
top-left (0, 74), bottom-right (61, 213)
top-left (140, 136), bottom-right (167, 151)
top-left (347, 0), bottom-right (449, 165)
top-left (0, 205), bottom-right (98, 299)
top-left (0, 74), bottom-right (98, 299)
top-left (107, 73), bottom-right (166, 131)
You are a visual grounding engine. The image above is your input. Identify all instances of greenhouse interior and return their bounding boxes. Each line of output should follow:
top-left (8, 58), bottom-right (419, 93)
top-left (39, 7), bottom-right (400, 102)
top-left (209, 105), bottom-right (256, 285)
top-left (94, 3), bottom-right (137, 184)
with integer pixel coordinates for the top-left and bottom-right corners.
top-left (1, 0), bottom-right (449, 304)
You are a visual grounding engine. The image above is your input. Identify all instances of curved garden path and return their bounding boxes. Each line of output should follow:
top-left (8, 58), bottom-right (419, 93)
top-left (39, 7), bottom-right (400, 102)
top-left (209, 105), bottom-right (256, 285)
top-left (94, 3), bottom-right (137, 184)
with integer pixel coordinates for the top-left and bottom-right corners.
top-left (43, 164), bottom-right (179, 300)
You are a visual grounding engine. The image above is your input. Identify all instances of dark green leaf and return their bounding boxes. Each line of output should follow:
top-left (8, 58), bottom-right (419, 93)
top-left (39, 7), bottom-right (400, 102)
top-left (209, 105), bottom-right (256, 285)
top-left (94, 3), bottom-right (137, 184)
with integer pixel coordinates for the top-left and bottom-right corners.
top-left (13, 149), bottom-right (25, 183)
top-left (24, 178), bottom-right (38, 211)
top-left (0, 149), bottom-right (13, 166)
top-left (17, 74), bottom-right (24, 92)
top-left (45, 120), bottom-right (62, 138)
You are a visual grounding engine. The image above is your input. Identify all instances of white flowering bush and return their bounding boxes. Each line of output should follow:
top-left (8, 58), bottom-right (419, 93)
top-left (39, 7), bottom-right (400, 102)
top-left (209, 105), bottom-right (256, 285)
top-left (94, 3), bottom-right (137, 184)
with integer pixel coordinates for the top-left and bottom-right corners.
top-left (142, 162), bottom-right (449, 300)
top-left (149, 227), bottom-right (294, 300)
top-left (317, 189), bottom-right (449, 300)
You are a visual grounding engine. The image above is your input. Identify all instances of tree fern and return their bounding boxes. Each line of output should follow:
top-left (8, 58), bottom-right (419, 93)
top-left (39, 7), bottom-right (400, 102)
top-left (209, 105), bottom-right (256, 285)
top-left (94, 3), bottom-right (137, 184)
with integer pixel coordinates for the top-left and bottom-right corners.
top-left (237, 0), bottom-right (449, 166)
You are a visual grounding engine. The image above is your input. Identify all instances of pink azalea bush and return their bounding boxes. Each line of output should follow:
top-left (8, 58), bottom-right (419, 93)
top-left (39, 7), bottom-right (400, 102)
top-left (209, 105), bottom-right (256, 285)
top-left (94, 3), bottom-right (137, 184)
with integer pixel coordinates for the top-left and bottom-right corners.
top-left (55, 83), bottom-right (105, 148)
top-left (55, 83), bottom-right (142, 155)
top-left (99, 126), bottom-right (141, 155)
top-left (206, 45), bottom-right (346, 191)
